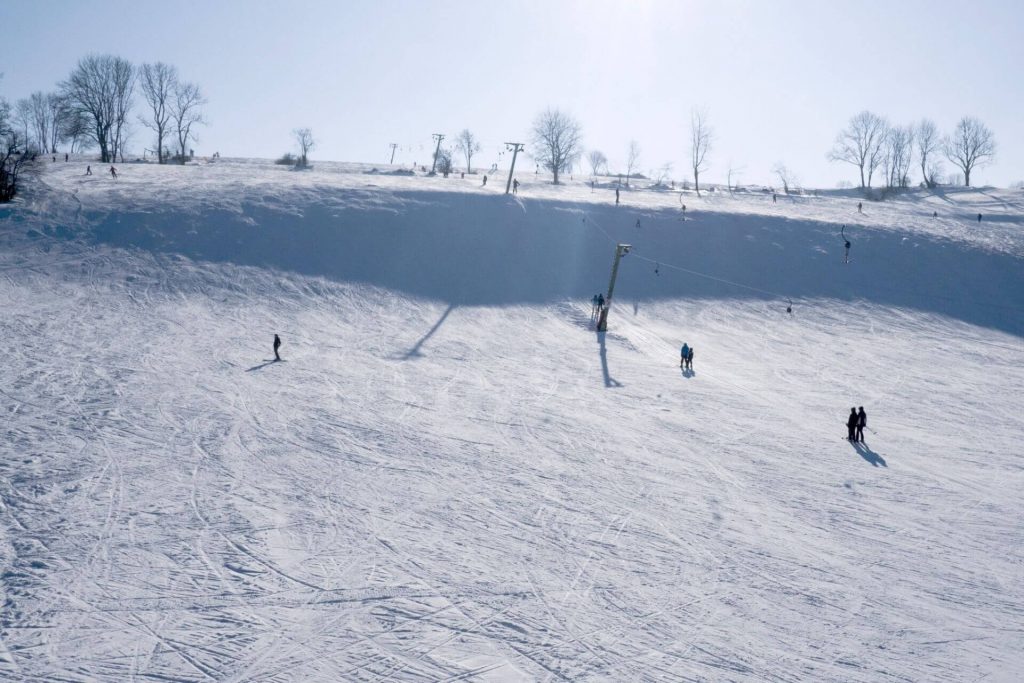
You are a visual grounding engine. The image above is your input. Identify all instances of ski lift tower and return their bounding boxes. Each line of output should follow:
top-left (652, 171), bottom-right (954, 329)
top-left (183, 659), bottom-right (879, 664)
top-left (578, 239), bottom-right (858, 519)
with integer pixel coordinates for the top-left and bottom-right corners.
top-left (597, 243), bottom-right (631, 331)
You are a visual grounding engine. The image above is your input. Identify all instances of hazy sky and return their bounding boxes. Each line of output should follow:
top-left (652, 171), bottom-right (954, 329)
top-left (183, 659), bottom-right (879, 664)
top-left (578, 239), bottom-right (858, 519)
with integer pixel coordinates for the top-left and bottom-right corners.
top-left (2, 0), bottom-right (1021, 187)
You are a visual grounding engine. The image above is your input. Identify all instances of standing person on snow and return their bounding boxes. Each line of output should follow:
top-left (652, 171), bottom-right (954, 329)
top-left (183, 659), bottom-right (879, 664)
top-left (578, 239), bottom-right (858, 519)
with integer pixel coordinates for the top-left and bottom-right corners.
top-left (482, 174), bottom-right (487, 186)
top-left (856, 407), bottom-right (867, 442)
top-left (596, 293), bottom-right (605, 315)
top-left (846, 408), bottom-right (858, 441)
top-left (85, 165), bottom-right (92, 176)
top-left (680, 343), bottom-right (690, 369)
top-left (273, 334), bottom-right (282, 361)
top-left (687, 347), bottom-right (695, 371)
top-left (109, 166), bottom-right (117, 179)
top-left (978, 213), bottom-right (982, 223)
top-left (615, 188), bottom-right (620, 205)
top-left (858, 201), bottom-right (863, 213)
top-left (842, 225), bottom-right (851, 264)
top-left (591, 294), bottom-right (600, 320)
top-left (512, 178), bottom-right (519, 194)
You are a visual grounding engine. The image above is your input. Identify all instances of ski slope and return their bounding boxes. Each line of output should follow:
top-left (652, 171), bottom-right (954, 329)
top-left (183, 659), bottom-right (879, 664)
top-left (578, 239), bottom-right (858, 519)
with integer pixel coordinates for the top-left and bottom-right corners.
top-left (1, 158), bottom-right (1022, 681)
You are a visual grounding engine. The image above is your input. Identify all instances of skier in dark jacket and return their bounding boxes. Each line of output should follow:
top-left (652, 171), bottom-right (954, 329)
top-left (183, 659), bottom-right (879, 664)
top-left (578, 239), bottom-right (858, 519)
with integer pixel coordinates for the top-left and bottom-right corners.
top-left (680, 343), bottom-right (689, 369)
top-left (273, 334), bottom-right (282, 361)
top-left (687, 347), bottom-right (694, 370)
top-left (856, 407), bottom-right (866, 442)
top-left (846, 408), bottom-right (858, 441)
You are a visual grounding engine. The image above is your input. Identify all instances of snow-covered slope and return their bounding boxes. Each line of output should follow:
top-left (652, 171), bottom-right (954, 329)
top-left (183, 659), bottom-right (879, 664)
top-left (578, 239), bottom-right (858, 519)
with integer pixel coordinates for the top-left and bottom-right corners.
top-left (1, 159), bottom-right (1022, 681)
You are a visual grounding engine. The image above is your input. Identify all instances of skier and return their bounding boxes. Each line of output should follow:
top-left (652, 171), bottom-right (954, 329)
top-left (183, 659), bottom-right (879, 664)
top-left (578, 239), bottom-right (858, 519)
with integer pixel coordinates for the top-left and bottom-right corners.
top-left (615, 188), bottom-right (620, 205)
top-left (933, 211), bottom-right (937, 218)
top-left (772, 193), bottom-right (777, 204)
top-left (596, 293), bottom-right (605, 314)
top-left (591, 294), bottom-right (600, 320)
top-left (856, 406), bottom-right (867, 443)
top-left (842, 225), bottom-right (851, 264)
top-left (273, 334), bottom-right (282, 361)
top-left (680, 343), bottom-right (690, 369)
top-left (978, 213), bottom-right (982, 223)
top-left (64, 153), bottom-right (68, 162)
top-left (858, 201), bottom-right (863, 214)
top-left (846, 408), bottom-right (858, 441)
top-left (687, 347), bottom-right (695, 371)
top-left (512, 178), bottom-right (519, 194)
top-left (482, 174), bottom-right (487, 186)
top-left (85, 165), bottom-right (92, 176)
top-left (109, 166), bottom-right (117, 179)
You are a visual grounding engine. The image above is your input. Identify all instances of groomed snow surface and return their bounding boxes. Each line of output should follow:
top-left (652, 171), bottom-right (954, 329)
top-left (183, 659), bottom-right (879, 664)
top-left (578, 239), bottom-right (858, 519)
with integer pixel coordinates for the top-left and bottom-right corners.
top-left (1, 159), bottom-right (1022, 681)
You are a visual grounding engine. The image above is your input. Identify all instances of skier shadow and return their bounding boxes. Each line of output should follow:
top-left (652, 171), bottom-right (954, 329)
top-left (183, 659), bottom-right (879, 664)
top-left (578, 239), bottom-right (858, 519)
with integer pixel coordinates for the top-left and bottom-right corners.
top-left (247, 359), bottom-right (283, 372)
top-left (851, 440), bottom-right (886, 467)
top-left (400, 303), bottom-right (455, 360)
top-left (680, 366), bottom-right (695, 379)
top-left (597, 331), bottom-right (623, 388)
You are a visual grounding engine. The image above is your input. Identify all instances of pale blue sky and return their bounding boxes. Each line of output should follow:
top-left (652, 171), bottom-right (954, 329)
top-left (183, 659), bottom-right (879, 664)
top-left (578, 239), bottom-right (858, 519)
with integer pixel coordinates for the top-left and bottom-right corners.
top-left (2, 0), bottom-right (1021, 187)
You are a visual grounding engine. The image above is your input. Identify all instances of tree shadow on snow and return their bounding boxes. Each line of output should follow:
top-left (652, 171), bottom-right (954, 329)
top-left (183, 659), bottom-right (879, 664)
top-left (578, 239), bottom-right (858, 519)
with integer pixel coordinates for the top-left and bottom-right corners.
top-left (77, 189), bottom-right (1024, 338)
top-left (851, 440), bottom-right (887, 467)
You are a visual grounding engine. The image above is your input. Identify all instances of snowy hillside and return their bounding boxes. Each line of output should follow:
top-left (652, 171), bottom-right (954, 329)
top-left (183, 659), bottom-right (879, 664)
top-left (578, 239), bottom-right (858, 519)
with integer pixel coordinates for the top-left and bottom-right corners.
top-left (1, 158), bottom-right (1022, 681)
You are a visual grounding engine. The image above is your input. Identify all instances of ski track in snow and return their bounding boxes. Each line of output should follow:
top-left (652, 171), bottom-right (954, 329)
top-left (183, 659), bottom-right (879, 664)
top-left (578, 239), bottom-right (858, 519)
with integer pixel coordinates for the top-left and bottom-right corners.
top-left (0, 159), bottom-right (1022, 681)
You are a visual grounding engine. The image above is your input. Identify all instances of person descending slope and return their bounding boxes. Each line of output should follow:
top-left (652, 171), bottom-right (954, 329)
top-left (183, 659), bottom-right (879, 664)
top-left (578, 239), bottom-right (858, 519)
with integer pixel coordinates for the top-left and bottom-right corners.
top-left (846, 407), bottom-right (858, 441)
top-left (273, 334), bottom-right (282, 361)
top-left (109, 165), bottom-right (118, 179)
top-left (680, 343), bottom-right (690, 369)
top-left (842, 225), bottom-right (851, 264)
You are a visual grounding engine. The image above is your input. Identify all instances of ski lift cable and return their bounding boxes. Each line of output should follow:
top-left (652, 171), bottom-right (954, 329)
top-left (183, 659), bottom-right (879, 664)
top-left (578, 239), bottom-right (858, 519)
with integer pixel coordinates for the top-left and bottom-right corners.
top-left (583, 210), bottom-right (792, 302)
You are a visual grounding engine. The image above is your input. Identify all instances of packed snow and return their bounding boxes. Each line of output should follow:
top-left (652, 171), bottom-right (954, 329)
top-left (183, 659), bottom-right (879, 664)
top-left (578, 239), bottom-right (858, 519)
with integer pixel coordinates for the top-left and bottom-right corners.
top-left (1, 158), bottom-right (1022, 681)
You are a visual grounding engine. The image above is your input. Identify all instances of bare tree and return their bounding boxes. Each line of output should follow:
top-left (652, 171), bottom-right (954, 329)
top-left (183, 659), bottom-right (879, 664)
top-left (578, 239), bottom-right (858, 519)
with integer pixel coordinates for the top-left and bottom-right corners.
top-left (25, 92), bottom-right (57, 154)
top-left (13, 98), bottom-right (32, 151)
top-left (654, 162), bottom-right (673, 187)
top-left (587, 149), bottom-right (607, 176)
top-left (293, 127), bottom-right (315, 167)
top-left (624, 140), bottom-right (641, 187)
top-left (139, 63), bottom-right (178, 164)
top-left (726, 164), bottom-right (744, 193)
top-left (944, 116), bottom-right (995, 187)
top-left (883, 124), bottom-right (914, 190)
top-left (772, 163), bottom-right (798, 194)
top-left (1, 93), bottom-right (31, 202)
top-left (170, 81), bottom-right (205, 162)
top-left (828, 110), bottom-right (888, 189)
top-left (61, 54), bottom-right (135, 163)
top-left (915, 118), bottom-right (941, 188)
top-left (690, 108), bottom-right (712, 195)
top-left (454, 129), bottom-right (480, 173)
top-left (435, 148), bottom-right (454, 177)
top-left (109, 57), bottom-right (135, 162)
top-left (530, 107), bottom-right (582, 185)
top-left (60, 106), bottom-right (93, 153)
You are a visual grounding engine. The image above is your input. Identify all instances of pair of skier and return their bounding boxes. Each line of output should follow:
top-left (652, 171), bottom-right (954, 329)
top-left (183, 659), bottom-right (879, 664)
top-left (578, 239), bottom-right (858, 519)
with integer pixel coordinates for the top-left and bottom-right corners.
top-left (591, 293), bottom-right (605, 320)
top-left (680, 343), bottom-right (694, 371)
top-left (846, 407), bottom-right (867, 442)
